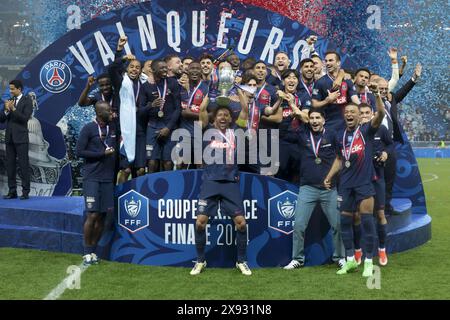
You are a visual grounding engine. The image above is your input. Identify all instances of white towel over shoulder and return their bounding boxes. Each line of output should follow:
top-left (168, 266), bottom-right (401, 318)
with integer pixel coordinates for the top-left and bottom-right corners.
top-left (119, 74), bottom-right (136, 163)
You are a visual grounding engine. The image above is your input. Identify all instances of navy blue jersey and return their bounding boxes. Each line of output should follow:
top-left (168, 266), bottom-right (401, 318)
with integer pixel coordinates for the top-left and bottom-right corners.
top-left (142, 78), bottom-right (181, 130)
top-left (266, 73), bottom-right (282, 88)
top-left (202, 124), bottom-right (239, 182)
top-left (296, 79), bottom-right (314, 110)
top-left (312, 75), bottom-right (357, 130)
top-left (76, 121), bottom-right (117, 182)
top-left (336, 122), bottom-right (377, 188)
top-left (279, 93), bottom-right (302, 142)
top-left (358, 90), bottom-right (377, 111)
top-left (87, 91), bottom-right (120, 115)
top-left (298, 126), bottom-right (338, 187)
top-left (180, 81), bottom-right (209, 136)
top-left (255, 83), bottom-right (278, 108)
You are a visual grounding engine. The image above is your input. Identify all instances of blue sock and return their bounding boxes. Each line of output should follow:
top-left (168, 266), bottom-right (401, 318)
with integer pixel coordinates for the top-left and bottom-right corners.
top-left (236, 228), bottom-right (248, 263)
top-left (195, 226), bottom-right (206, 262)
top-left (377, 223), bottom-right (387, 249)
top-left (361, 214), bottom-right (376, 259)
top-left (353, 223), bottom-right (362, 250)
top-left (340, 215), bottom-right (354, 257)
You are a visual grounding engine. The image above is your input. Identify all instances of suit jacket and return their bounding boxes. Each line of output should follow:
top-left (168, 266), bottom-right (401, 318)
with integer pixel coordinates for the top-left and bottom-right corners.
top-left (388, 79), bottom-right (416, 145)
top-left (0, 95), bottom-right (33, 144)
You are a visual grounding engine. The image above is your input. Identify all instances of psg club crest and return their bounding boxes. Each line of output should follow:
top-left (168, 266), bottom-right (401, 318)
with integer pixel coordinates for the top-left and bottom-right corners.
top-left (118, 190), bottom-right (149, 233)
top-left (39, 60), bottom-right (72, 93)
top-left (268, 190), bottom-right (298, 235)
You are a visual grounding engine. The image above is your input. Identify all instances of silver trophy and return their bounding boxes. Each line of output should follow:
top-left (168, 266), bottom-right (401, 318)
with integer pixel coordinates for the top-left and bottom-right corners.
top-left (216, 65), bottom-right (235, 107)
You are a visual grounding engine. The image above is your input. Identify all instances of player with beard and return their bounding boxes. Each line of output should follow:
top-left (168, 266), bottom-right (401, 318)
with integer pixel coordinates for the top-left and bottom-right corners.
top-left (354, 68), bottom-right (377, 110)
top-left (226, 53), bottom-right (241, 77)
top-left (235, 72), bottom-right (281, 174)
top-left (181, 56), bottom-right (194, 73)
top-left (297, 58), bottom-right (316, 110)
top-left (141, 59), bottom-right (181, 173)
top-left (78, 74), bottom-right (119, 117)
top-left (324, 83), bottom-right (385, 277)
top-left (77, 101), bottom-right (116, 265)
top-left (178, 62), bottom-right (210, 169)
top-left (312, 51), bottom-right (360, 131)
top-left (272, 69), bottom-right (309, 182)
top-left (267, 51), bottom-right (290, 88)
top-left (250, 61), bottom-right (280, 175)
top-left (199, 53), bottom-right (219, 102)
top-left (311, 54), bottom-right (325, 81)
top-left (190, 96), bottom-right (252, 276)
top-left (165, 54), bottom-right (183, 79)
top-left (284, 108), bottom-right (345, 269)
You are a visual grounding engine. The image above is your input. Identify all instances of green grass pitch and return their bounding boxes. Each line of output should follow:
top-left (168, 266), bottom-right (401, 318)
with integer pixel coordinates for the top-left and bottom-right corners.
top-left (0, 158), bottom-right (449, 300)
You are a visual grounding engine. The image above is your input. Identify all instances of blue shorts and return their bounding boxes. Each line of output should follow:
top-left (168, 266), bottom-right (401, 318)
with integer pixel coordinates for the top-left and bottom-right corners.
top-left (338, 182), bottom-right (375, 213)
top-left (198, 180), bottom-right (245, 217)
top-left (372, 178), bottom-right (385, 211)
top-left (83, 180), bottom-right (114, 213)
top-left (118, 134), bottom-right (146, 170)
top-left (146, 128), bottom-right (176, 161)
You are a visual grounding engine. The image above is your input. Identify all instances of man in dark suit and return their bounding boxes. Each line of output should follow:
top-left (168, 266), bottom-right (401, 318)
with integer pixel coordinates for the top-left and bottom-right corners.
top-left (376, 63), bottom-right (421, 214)
top-left (0, 80), bottom-right (33, 200)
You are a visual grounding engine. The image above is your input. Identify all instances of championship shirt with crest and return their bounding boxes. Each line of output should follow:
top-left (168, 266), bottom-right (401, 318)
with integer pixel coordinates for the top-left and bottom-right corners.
top-left (202, 124), bottom-right (239, 182)
top-left (256, 82), bottom-right (278, 107)
top-left (312, 76), bottom-right (357, 130)
top-left (279, 92), bottom-right (302, 143)
top-left (180, 80), bottom-right (210, 136)
top-left (141, 77), bottom-right (181, 130)
top-left (297, 126), bottom-right (338, 187)
top-left (296, 79), bottom-right (315, 110)
top-left (358, 90), bottom-right (377, 111)
top-left (336, 122), bottom-right (377, 188)
top-left (77, 121), bottom-right (117, 182)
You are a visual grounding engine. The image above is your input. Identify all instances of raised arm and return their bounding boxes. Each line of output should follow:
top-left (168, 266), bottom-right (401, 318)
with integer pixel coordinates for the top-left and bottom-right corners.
top-left (387, 47), bottom-right (400, 92)
top-left (369, 83), bottom-right (385, 129)
top-left (393, 63), bottom-right (421, 103)
top-left (78, 76), bottom-right (96, 106)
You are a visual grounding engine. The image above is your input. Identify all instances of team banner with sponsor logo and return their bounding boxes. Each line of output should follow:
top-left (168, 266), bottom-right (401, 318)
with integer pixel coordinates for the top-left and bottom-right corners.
top-left (112, 170), bottom-right (334, 268)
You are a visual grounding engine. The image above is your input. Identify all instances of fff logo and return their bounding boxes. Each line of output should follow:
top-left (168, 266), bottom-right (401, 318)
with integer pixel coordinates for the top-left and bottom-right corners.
top-left (118, 190), bottom-right (149, 233)
top-left (268, 190), bottom-right (297, 235)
